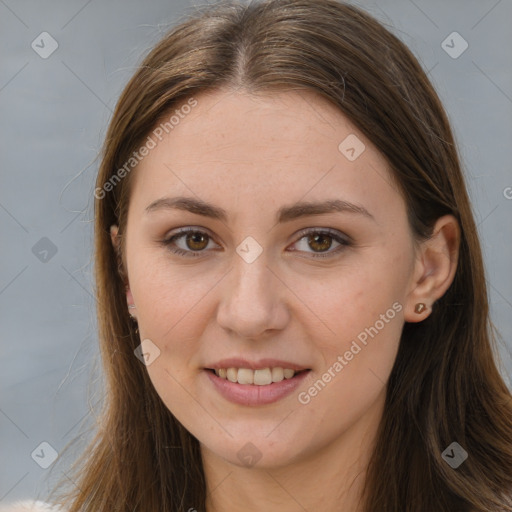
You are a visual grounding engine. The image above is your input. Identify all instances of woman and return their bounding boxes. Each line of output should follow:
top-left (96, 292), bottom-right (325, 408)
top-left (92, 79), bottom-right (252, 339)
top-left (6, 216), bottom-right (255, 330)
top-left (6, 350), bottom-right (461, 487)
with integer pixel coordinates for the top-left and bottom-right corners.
top-left (8, 0), bottom-right (512, 510)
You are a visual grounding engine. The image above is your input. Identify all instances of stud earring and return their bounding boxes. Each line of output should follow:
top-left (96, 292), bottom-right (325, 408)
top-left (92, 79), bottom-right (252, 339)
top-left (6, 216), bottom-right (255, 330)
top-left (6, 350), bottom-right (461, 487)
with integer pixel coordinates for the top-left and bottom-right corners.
top-left (128, 304), bottom-right (136, 309)
top-left (414, 303), bottom-right (427, 314)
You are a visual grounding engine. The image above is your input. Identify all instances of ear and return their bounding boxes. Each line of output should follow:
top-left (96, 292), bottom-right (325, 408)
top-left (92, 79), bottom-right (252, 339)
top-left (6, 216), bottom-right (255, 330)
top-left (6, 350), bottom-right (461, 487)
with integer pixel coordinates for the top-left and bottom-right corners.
top-left (110, 224), bottom-right (135, 310)
top-left (404, 214), bottom-right (460, 322)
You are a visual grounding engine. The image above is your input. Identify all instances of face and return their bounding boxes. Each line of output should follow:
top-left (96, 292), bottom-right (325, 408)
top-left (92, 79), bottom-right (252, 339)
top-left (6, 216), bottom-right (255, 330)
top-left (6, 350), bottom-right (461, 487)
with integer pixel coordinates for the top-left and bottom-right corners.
top-left (119, 88), bottom-right (420, 469)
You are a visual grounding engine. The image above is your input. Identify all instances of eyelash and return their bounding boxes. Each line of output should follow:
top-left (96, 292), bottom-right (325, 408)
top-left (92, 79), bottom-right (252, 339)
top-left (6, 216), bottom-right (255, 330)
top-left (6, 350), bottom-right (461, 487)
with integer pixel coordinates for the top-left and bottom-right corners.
top-left (161, 227), bottom-right (351, 259)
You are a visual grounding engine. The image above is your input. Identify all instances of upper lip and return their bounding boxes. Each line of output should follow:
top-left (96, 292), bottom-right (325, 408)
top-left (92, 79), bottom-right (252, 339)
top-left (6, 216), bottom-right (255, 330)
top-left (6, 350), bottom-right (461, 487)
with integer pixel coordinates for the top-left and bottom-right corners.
top-left (205, 358), bottom-right (310, 371)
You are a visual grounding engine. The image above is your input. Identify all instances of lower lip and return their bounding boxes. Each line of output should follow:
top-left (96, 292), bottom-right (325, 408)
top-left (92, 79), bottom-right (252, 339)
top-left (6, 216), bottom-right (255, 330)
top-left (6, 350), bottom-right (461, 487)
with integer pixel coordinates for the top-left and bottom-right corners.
top-left (204, 369), bottom-right (310, 406)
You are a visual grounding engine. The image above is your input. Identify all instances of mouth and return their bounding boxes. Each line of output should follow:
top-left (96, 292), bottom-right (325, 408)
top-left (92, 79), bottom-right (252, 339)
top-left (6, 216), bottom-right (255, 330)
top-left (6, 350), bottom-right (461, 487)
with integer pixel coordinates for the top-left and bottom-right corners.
top-left (203, 366), bottom-right (312, 406)
top-left (205, 367), bottom-right (310, 385)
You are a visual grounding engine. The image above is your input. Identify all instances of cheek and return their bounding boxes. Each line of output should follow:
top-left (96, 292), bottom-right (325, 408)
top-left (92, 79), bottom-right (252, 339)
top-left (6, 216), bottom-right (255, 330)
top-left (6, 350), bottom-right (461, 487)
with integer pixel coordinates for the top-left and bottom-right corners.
top-left (293, 271), bottom-right (403, 435)
top-left (131, 262), bottom-right (216, 425)
top-left (129, 250), bottom-right (219, 338)
top-left (288, 250), bottom-right (406, 409)
top-left (290, 256), bottom-right (404, 347)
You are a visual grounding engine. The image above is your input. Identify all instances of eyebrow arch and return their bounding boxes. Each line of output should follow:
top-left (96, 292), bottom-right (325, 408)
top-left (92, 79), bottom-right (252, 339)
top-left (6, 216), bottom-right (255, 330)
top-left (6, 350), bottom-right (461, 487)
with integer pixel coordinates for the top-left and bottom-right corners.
top-left (145, 196), bottom-right (375, 223)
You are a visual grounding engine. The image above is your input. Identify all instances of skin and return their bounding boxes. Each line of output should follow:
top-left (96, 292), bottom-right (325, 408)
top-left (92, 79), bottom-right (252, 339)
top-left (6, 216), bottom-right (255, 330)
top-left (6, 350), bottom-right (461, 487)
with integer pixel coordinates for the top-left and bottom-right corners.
top-left (110, 88), bottom-right (460, 511)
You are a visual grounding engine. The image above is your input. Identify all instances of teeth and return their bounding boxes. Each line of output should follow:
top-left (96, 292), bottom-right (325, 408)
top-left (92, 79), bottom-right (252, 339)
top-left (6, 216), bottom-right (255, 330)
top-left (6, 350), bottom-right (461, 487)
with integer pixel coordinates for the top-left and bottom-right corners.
top-left (213, 367), bottom-right (301, 385)
top-left (253, 368), bottom-right (271, 385)
top-left (226, 368), bottom-right (238, 383)
top-left (283, 368), bottom-right (295, 379)
top-left (237, 368), bottom-right (254, 385)
top-left (271, 367), bottom-right (284, 382)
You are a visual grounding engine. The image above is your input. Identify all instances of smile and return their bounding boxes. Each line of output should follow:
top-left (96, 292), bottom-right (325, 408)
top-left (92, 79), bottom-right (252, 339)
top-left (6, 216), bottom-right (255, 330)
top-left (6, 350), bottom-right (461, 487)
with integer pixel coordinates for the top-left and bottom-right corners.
top-left (211, 367), bottom-right (305, 385)
top-left (204, 368), bottom-right (311, 406)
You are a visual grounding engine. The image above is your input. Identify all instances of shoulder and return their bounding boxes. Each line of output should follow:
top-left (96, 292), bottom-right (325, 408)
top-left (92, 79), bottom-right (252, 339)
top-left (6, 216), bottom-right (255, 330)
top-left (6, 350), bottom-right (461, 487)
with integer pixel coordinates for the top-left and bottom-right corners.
top-left (0, 501), bottom-right (63, 512)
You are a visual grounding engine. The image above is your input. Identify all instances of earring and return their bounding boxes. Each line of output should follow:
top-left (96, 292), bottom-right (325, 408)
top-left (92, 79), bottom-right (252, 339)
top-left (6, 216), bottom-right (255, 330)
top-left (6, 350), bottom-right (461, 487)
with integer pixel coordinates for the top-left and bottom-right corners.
top-left (414, 303), bottom-right (427, 314)
top-left (128, 308), bottom-right (139, 335)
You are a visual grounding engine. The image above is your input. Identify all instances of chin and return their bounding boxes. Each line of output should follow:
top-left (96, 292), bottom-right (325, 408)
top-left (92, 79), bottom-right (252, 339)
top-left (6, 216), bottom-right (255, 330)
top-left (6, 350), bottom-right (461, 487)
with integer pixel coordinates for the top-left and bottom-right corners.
top-left (205, 434), bottom-right (304, 470)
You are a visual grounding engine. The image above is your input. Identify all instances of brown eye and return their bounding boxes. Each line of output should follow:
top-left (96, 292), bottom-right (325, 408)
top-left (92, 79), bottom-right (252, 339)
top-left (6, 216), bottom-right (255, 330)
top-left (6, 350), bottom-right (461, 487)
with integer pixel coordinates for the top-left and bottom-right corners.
top-left (307, 233), bottom-right (333, 252)
top-left (185, 232), bottom-right (209, 251)
top-left (290, 228), bottom-right (351, 259)
top-left (163, 228), bottom-right (218, 257)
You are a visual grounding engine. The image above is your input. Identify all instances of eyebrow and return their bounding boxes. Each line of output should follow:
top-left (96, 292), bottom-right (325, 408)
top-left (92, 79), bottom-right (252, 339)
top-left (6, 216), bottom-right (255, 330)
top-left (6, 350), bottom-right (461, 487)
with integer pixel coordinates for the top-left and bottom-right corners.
top-left (145, 196), bottom-right (375, 223)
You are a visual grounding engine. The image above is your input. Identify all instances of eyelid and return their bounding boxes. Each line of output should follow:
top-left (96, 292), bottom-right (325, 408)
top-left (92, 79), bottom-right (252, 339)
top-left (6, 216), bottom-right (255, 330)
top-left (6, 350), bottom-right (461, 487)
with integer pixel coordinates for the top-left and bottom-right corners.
top-left (162, 226), bottom-right (220, 257)
top-left (165, 225), bottom-right (216, 240)
top-left (161, 226), bottom-right (351, 258)
top-left (293, 227), bottom-right (352, 245)
top-left (289, 227), bottom-right (351, 259)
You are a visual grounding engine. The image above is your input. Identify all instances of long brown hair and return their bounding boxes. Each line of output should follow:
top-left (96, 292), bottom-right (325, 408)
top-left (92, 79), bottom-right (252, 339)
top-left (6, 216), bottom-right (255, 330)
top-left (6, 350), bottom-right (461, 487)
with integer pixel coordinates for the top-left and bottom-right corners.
top-left (49, 0), bottom-right (512, 510)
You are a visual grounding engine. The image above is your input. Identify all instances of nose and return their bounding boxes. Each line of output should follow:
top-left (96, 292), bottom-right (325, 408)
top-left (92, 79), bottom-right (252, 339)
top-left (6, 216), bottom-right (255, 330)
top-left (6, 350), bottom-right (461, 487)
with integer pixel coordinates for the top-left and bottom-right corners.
top-left (216, 251), bottom-right (290, 339)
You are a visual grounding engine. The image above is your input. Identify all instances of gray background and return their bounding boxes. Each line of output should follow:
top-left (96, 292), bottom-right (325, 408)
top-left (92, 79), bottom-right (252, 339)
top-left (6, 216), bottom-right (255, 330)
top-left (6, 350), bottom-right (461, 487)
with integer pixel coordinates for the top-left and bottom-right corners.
top-left (1, 0), bottom-right (511, 504)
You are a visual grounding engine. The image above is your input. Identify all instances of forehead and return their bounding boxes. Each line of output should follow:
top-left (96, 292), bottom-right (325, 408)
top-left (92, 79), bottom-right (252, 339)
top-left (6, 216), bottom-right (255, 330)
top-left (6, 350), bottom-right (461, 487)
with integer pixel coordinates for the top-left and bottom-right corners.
top-left (129, 88), bottom-right (402, 224)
